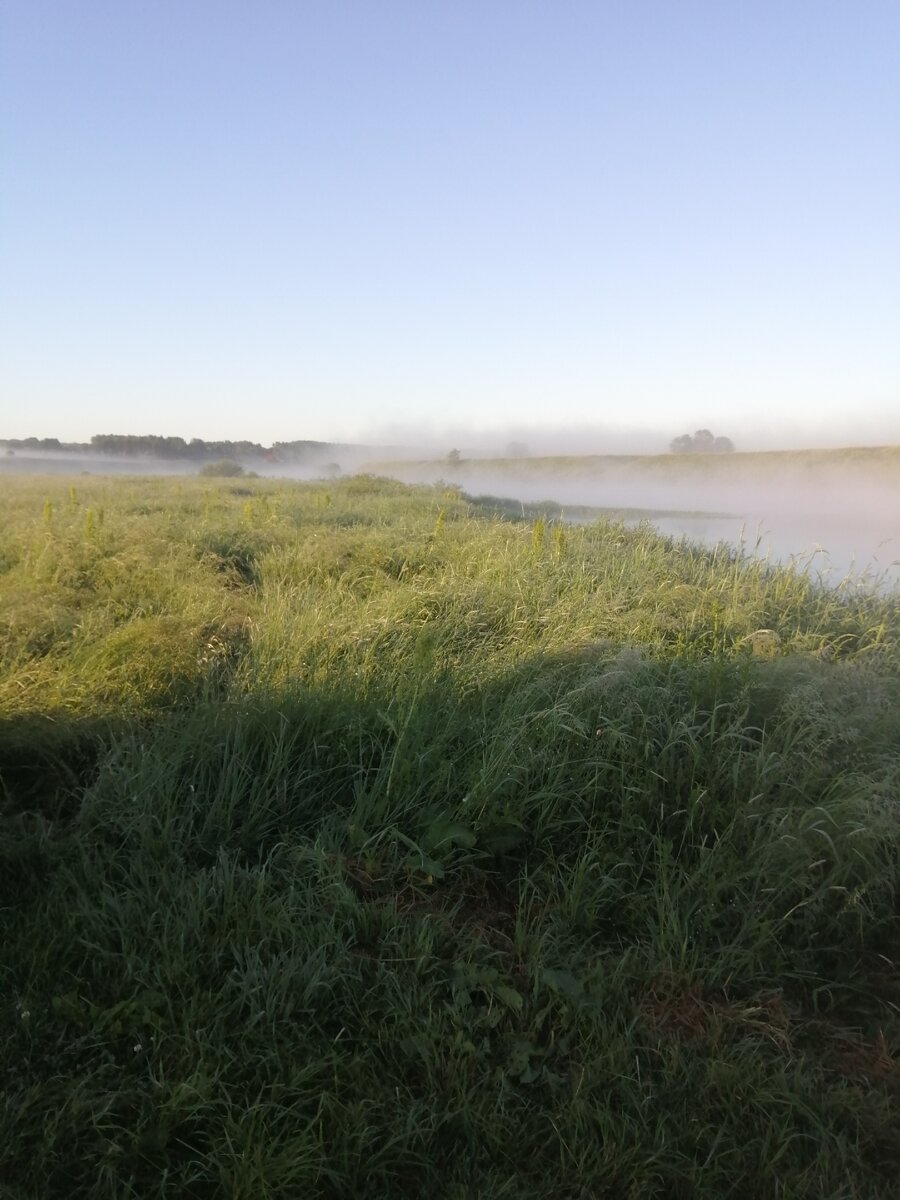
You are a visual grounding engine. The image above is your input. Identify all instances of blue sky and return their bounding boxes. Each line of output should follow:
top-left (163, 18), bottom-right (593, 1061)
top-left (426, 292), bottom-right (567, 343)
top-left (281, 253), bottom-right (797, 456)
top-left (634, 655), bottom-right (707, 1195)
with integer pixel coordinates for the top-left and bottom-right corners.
top-left (2, 1), bottom-right (898, 449)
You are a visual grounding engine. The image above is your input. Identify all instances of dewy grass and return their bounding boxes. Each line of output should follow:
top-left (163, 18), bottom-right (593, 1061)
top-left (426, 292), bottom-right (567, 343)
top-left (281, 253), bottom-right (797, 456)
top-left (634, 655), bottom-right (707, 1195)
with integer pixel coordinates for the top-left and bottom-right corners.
top-left (1, 474), bottom-right (898, 1197)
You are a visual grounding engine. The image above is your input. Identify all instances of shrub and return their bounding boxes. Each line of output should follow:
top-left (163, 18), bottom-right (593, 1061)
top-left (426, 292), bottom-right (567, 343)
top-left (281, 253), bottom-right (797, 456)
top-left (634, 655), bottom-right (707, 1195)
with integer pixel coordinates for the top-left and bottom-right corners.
top-left (670, 430), bottom-right (735, 454)
top-left (199, 459), bottom-right (244, 477)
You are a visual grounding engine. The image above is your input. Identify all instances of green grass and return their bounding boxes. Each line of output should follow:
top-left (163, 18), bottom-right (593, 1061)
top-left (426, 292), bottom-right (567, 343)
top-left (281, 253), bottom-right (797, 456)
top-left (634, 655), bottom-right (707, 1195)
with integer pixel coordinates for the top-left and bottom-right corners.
top-left (2, 474), bottom-right (898, 1198)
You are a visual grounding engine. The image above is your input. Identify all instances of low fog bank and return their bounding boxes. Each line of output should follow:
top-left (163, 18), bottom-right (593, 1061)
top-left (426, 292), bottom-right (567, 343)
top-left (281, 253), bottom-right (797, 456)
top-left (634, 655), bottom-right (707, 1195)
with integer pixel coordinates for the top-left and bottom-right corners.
top-left (354, 423), bottom-right (669, 458)
top-left (0, 451), bottom-right (202, 477)
top-left (376, 452), bottom-right (899, 520)
top-left (379, 454), bottom-right (900, 588)
top-left (0, 447), bottom-right (382, 480)
top-left (353, 413), bottom-right (900, 458)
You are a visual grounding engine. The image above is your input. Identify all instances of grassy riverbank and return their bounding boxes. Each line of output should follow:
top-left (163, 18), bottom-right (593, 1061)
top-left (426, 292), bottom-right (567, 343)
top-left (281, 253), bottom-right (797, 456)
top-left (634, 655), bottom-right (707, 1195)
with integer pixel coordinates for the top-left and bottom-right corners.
top-left (2, 474), bottom-right (898, 1197)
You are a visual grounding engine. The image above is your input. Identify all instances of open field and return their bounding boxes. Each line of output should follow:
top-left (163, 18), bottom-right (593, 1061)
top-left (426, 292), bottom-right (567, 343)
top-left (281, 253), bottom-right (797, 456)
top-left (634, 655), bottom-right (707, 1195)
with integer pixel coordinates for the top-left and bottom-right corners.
top-left (2, 473), bottom-right (899, 1197)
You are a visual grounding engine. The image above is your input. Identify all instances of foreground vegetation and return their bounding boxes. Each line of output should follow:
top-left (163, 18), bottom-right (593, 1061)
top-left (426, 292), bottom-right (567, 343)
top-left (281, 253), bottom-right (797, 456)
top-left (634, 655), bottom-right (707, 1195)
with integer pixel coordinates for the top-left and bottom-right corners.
top-left (2, 474), bottom-right (898, 1198)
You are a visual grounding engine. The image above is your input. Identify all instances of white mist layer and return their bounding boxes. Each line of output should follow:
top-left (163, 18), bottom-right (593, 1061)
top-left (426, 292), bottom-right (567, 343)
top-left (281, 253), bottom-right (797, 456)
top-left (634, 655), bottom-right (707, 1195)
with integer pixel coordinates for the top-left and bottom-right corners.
top-left (377, 455), bottom-right (900, 589)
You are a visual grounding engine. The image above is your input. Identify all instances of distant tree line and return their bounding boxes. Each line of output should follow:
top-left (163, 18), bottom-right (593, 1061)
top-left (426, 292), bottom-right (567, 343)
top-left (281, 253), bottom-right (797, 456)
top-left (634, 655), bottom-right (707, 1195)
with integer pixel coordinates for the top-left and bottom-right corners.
top-left (669, 429), bottom-right (735, 454)
top-left (2, 437), bottom-right (71, 451)
top-left (90, 435), bottom-right (270, 460)
top-left (0, 435), bottom-right (365, 464)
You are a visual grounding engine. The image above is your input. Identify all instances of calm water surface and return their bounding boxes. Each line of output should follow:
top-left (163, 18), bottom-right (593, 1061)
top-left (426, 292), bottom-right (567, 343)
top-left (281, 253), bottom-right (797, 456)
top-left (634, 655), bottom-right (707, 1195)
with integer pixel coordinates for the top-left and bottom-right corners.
top-left (634, 513), bottom-right (900, 591)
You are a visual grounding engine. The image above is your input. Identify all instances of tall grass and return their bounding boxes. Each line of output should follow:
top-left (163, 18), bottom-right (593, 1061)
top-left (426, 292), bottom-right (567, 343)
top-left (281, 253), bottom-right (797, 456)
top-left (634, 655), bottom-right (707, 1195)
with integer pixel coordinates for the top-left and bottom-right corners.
top-left (2, 474), bottom-right (898, 1197)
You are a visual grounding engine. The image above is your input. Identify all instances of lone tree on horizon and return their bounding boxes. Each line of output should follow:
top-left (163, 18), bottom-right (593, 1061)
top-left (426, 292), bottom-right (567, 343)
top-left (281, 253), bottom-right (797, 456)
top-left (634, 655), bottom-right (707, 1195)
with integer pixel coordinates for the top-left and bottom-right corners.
top-left (670, 429), bottom-right (735, 454)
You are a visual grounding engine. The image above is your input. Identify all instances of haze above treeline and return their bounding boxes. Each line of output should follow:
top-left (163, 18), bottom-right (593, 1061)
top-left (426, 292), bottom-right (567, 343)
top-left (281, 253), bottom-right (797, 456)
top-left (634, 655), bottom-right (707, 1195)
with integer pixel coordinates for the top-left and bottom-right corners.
top-left (4, 426), bottom-right (900, 465)
top-left (0, 434), bottom-right (374, 464)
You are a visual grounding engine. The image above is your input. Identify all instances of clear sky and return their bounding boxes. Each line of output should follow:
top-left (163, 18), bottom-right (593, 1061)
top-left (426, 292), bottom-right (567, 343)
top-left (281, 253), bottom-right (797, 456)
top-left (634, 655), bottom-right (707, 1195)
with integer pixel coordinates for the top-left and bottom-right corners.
top-left (2, 1), bottom-right (898, 449)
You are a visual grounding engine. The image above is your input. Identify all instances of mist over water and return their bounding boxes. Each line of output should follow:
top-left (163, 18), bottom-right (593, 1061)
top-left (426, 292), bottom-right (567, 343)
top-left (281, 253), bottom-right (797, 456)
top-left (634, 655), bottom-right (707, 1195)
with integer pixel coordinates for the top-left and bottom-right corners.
top-left (649, 512), bottom-right (899, 590)
top-left (379, 451), bottom-right (900, 591)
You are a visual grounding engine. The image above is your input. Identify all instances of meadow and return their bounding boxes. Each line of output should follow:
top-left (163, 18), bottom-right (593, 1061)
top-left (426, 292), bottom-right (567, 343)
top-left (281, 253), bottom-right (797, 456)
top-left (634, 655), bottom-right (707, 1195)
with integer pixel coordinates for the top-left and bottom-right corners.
top-left (1, 473), bottom-right (898, 1198)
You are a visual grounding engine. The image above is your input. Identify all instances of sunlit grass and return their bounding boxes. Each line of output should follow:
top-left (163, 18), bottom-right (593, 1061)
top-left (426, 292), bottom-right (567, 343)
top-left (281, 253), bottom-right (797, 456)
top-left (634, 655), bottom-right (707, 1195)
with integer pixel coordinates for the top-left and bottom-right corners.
top-left (2, 473), bottom-right (898, 1197)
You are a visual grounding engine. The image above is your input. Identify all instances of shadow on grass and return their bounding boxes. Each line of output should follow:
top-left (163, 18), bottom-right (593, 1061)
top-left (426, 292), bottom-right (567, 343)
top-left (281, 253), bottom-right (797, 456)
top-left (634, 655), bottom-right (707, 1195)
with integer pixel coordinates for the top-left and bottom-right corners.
top-left (0, 712), bottom-right (128, 818)
top-left (2, 645), bottom-right (899, 1197)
